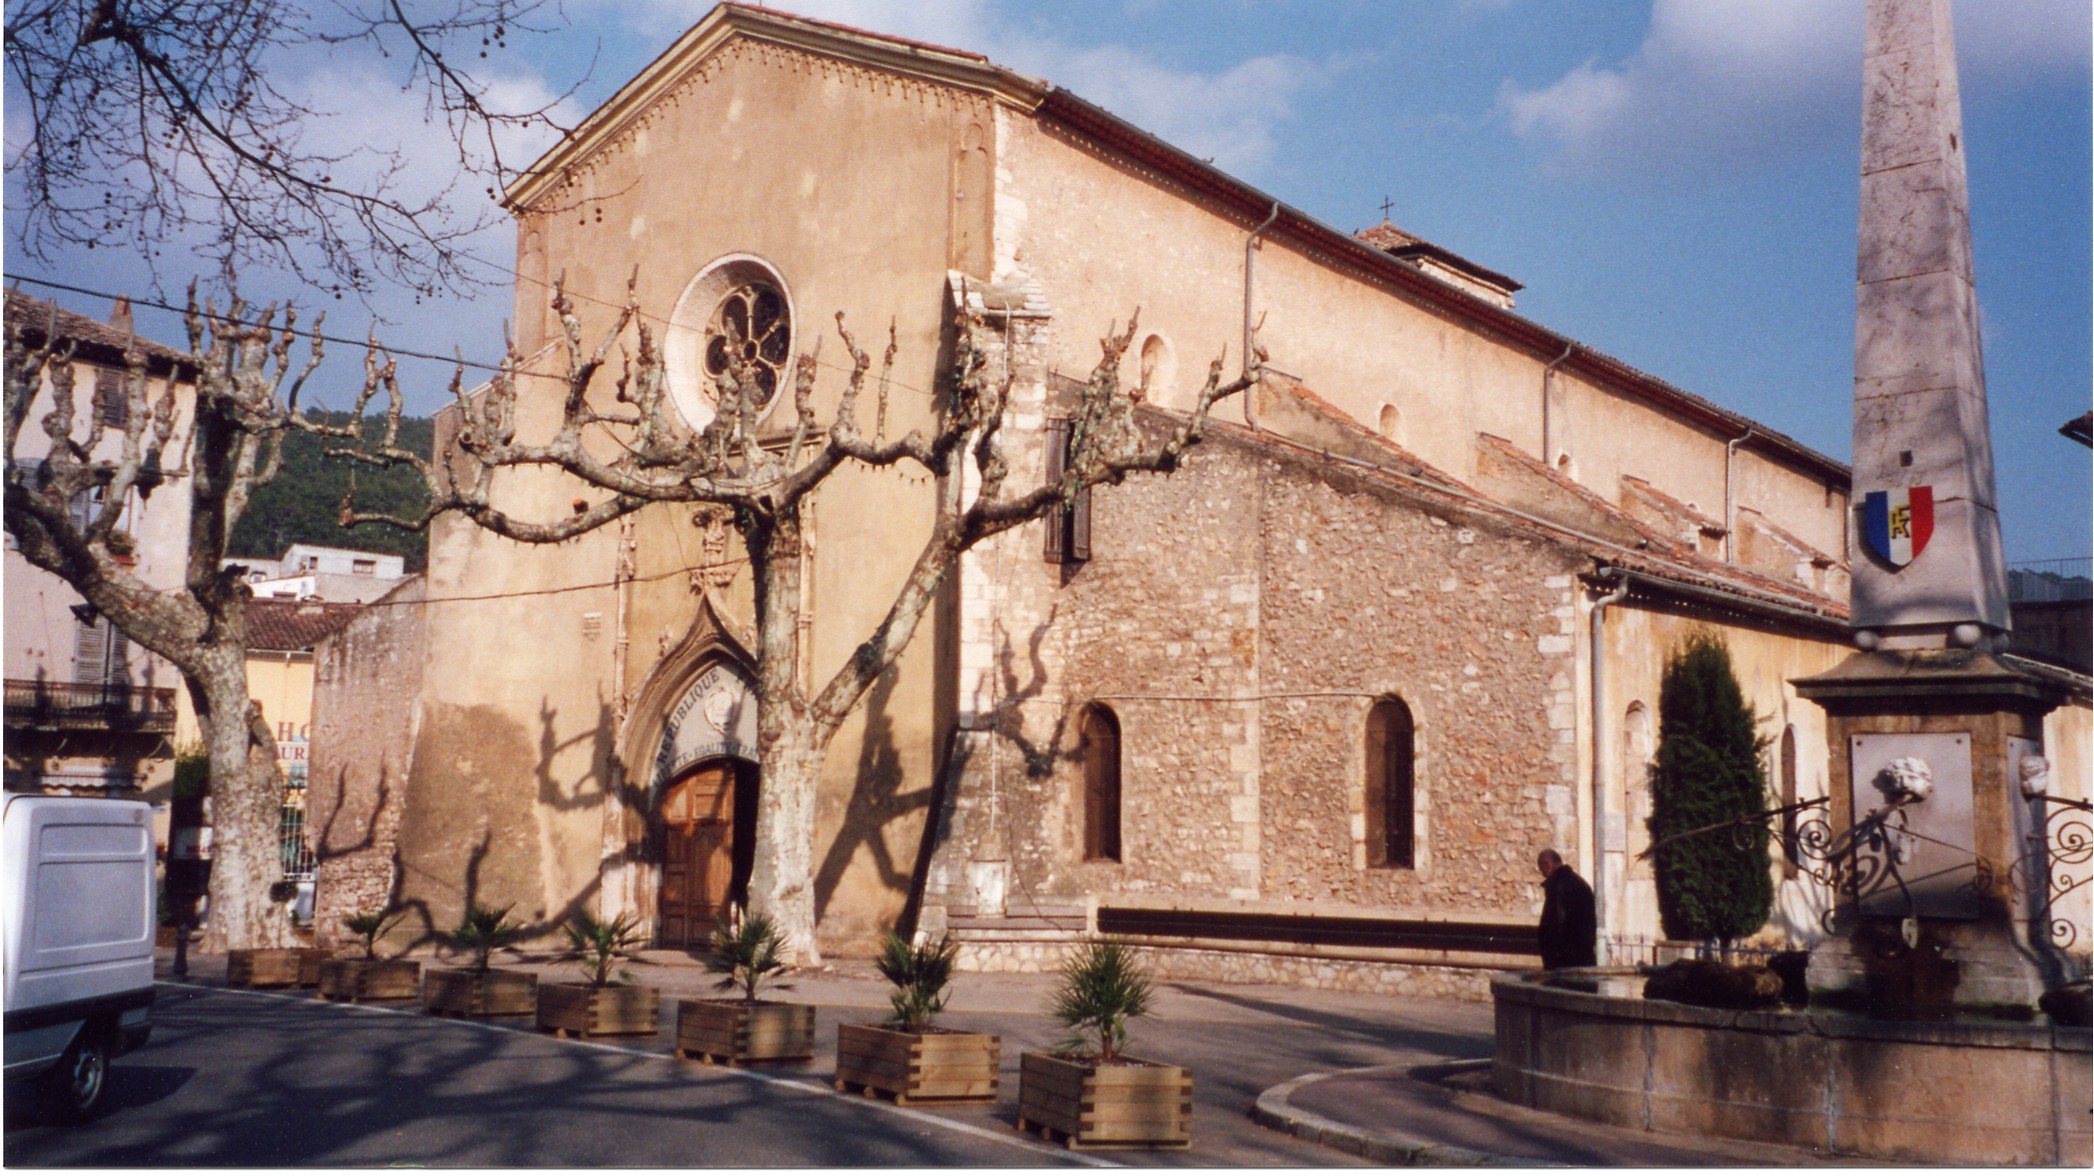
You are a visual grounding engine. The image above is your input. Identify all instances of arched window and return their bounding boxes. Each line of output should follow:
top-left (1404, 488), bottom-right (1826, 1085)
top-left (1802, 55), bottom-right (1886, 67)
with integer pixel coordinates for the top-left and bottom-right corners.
top-left (1364, 697), bottom-right (1415, 869)
top-left (1080, 704), bottom-right (1122, 862)
top-left (1624, 701), bottom-right (1654, 880)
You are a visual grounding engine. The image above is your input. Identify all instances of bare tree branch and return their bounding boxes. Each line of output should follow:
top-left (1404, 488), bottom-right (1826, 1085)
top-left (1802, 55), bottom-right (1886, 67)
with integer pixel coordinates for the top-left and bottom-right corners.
top-left (4, 0), bottom-right (580, 296)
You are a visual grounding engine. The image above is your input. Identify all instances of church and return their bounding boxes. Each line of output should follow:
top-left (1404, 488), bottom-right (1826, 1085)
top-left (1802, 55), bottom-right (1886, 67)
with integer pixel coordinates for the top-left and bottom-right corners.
top-left (308, 3), bottom-right (2088, 995)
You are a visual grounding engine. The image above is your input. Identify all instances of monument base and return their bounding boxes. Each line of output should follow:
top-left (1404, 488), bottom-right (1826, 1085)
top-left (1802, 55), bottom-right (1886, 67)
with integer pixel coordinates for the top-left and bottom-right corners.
top-left (1794, 648), bottom-right (2073, 1014)
top-left (1807, 916), bottom-right (2049, 1016)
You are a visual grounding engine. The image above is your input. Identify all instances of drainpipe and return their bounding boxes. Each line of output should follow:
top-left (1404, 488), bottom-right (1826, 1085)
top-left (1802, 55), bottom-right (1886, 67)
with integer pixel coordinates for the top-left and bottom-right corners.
top-left (1589, 568), bottom-right (1630, 962)
top-left (1243, 202), bottom-right (1280, 431)
top-left (1541, 341), bottom-right (1575, 467)
top-left (1724, 425), bottom-right (1755, 564)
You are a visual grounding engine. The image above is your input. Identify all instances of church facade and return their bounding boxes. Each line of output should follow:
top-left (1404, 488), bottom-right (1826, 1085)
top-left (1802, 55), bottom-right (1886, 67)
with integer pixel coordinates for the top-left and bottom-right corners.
top-left (308, 4), bottom-right (2088, 991)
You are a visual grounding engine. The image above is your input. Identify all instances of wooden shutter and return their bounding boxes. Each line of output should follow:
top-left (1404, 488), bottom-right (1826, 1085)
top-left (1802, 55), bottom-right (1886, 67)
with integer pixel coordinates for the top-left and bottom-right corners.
top-left (74, 614), bottom-right (107, 687)
top-left (1043, 419), bottom-right (1069, 563)
top-left (1069, 481), bottom-right (1092, 562)
top-left (95, 367), bottom-right (128, 428)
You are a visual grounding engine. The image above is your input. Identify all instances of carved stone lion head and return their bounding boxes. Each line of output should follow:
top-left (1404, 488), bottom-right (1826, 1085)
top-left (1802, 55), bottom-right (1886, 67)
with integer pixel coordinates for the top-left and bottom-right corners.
top-left (1874, 756), bottom-right (1934, 804)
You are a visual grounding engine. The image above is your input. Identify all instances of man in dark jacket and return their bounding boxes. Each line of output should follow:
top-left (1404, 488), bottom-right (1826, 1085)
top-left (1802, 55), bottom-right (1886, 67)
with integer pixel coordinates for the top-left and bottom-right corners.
top-left (1536, 849), bottom-right (1597, 969)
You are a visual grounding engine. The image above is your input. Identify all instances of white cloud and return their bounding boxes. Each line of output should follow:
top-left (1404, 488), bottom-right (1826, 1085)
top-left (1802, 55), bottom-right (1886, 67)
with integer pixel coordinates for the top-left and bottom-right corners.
top-left (1001, 38), bottom-right (1317, 176)
top-left (1497, 0), bottom-right (2089, 176)
top-left (591, 0), bottom-right (1320, 182)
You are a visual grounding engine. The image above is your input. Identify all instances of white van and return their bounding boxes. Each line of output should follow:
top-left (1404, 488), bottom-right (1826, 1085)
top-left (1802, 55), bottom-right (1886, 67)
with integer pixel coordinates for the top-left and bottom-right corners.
top-left (2, 795), bottom-right (157, 1120)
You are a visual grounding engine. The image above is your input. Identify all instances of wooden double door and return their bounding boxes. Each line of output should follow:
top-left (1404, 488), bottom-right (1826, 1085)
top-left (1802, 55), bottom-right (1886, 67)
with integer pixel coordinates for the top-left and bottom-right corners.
top-left (658, 759), bottom-right (758, 950)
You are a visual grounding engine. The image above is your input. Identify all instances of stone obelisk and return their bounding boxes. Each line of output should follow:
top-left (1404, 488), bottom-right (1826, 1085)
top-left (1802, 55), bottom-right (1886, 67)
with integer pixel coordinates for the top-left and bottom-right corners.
top-left (1796, 0), bottom-right (2072, 1011)
top-left (1847, 0), bottom-right (2009, 651)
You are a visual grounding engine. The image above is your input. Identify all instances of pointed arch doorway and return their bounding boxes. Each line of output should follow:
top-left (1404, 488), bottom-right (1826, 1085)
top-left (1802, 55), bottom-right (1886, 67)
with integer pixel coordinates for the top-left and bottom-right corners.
top-left (657, 757), bottom-right (758, 949)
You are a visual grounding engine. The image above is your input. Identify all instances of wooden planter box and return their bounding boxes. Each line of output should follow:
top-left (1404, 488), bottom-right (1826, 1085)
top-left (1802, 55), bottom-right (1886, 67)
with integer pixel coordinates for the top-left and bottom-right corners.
top-left (674, 999), bottom-right (815, 1066)
top-left (421, 967), bottom-right (538, 1017)
top-left (227, 947), bottom-right (330, 989)
top-left (1017, 1051), bottom-right (1192, 1150)
top-left (834, 1023), bottom-right (1000, 1104)
top-left (537, 982), bottom-right (661, 1039)
top-left (318, 958), bottom-right (423, 1003)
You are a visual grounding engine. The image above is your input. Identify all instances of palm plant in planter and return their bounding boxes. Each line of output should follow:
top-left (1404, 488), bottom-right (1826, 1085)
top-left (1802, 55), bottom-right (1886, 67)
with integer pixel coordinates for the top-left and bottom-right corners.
top-left (1018, 940), bottom-right (1191, 1149)
top-left (675, 911), bottom-right (814, 1065)
top-left (422, 903), bottom-right (537, 1018)
top-left (834, 931), bottom-right (1000, 1105)
top-left (318, 908), bottom-right (421, 1003)
top-left (537, 911), bottom-right (660, 1039)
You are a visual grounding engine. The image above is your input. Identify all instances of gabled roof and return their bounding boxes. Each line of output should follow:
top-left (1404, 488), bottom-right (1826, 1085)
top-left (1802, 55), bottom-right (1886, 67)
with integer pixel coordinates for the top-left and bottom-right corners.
top-left (4, 289), bottom-right (193, 374)
top-left (514, 2), bottom-right (1851, 492)
top-left (1355, 220), bottom-right (1522, 298)
top-left (246, 599), bottom-right (363, 654)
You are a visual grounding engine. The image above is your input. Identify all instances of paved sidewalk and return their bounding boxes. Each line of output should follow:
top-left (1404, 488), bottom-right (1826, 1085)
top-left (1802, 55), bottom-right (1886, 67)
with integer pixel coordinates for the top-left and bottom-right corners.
top-left (156, 947), bottom-right (1853, 1166)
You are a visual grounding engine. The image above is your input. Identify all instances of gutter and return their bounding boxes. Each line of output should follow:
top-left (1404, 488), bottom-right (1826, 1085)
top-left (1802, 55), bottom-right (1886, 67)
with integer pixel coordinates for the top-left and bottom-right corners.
top-left (1725, 425), bottom-right (1755, 564)
top-left (1243, 202), bottom-right (1280, 430)
top-left (1542, 341), bottom-right (1576, 468)
top-left (1588, 569), bottom-right (1630, 953)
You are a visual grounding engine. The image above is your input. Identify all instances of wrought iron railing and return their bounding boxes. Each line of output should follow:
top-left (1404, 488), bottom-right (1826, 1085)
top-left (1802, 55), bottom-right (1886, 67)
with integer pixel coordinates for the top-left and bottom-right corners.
top-left (1644, 791), bottom-right (2093, 954)
top-left (4, 677), bottom-right (178, 732)
top-left (2008, 793), bottom-right (2092, 952)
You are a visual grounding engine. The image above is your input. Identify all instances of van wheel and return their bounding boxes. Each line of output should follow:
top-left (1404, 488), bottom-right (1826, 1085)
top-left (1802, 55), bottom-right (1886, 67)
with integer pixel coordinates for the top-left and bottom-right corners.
top-left (42, 1032), bottom-right (109, 1122)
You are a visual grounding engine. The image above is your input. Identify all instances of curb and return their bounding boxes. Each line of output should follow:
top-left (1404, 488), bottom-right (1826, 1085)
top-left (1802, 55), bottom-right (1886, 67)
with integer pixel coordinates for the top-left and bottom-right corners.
top-left (1250, 1066), bottom-right (1558, 1169)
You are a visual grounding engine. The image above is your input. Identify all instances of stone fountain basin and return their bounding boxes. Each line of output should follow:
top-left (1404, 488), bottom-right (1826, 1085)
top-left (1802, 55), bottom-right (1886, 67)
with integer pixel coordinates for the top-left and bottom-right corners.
top-left (1491, 969), bottom-right (2089, 1165)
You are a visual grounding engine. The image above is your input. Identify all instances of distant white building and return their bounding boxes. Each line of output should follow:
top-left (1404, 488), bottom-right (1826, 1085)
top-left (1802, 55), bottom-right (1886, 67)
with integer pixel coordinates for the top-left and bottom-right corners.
top-left (229, 544), bottom-right (409, 604)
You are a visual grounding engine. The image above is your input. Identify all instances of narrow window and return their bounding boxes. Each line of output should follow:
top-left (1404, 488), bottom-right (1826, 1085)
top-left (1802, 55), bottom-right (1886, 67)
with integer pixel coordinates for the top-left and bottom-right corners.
top-left (1779, 725), bottom-right (1800, 878)
top-left (1042, 419), bottom-right (1092, 564)
top-left (1081, 704), bottom-right (1121, 862)
top-left (1364, 697), bottom-right (1415, 868)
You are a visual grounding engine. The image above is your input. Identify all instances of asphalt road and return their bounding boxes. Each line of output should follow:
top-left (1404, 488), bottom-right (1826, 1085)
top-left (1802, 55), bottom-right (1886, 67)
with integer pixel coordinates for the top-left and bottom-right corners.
top-left (3, 979), bottom-right (1494, 1167)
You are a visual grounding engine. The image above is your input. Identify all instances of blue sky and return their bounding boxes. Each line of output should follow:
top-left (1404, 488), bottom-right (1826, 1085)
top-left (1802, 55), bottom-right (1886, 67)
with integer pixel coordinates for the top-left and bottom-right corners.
top-left (7, 1), bottom-right (2088, 562)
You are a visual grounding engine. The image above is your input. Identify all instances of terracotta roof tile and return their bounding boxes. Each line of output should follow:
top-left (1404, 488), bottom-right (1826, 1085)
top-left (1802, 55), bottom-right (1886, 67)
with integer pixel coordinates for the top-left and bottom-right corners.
top-left (4, 289), bottom-right (192, 371)
top-left (245, 599), bottom-right (363, 653)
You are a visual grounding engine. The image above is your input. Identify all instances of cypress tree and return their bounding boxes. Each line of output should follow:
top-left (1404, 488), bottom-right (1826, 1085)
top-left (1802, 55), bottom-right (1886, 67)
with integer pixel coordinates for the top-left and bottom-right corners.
top-left (1648, 632), bottom-right (1773, 949)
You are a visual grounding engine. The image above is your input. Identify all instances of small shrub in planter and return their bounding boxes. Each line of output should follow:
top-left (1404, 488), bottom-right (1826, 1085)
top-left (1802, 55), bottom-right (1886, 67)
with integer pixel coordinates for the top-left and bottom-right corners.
top-left (834, 931), bottom-right (999, 1105)
top-left (423, 903), bottom-right (536, 1018)
top-left (1642, 958), bottom-right (1783, 1010)
top-left (537, 911), bottom-right (659, 1039)
top-left (675, 912), bottom-right (812, 1065)
top-left (318, 908), bottom-right (421, 1002)
top-left (1017, 940), bottom-right (1190, 1150)
top-left (227, 947), bottom-right (329, 989)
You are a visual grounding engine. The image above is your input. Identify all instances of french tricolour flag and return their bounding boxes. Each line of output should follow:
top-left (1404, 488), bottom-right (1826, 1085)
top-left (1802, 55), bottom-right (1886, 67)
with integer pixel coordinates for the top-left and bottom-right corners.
top-left (1863, 486), bottom-right (1934, 567)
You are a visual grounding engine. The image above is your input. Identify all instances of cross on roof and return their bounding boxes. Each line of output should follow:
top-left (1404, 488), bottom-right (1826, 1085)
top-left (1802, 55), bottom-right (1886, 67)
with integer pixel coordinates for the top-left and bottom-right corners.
top-left (1379, 195), bottom-right (1395, 221)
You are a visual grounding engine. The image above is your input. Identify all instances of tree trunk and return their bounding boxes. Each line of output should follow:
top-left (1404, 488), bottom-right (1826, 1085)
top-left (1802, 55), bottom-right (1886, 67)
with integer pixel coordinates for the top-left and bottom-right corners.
top-left (742, 504), bottom-right (827, 963)
top-left (192, 646), bottom-right (290, 953)
top-left (746, 717), bottom-right (825, 964)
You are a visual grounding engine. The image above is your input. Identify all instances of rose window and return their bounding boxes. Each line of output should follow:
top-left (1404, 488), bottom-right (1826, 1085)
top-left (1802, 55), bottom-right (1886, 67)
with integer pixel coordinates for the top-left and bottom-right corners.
top-left (703, 283), bottom-right (791, 407)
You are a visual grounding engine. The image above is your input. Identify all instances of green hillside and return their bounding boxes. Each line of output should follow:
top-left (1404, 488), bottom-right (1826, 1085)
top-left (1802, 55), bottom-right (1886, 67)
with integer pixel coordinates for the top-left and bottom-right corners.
top-left (229, 414), bottom-right (435, 572)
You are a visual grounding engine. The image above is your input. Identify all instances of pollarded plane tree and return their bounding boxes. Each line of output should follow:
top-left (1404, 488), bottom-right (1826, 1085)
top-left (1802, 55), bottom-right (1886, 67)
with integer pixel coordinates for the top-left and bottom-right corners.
top-left (4, 291), bottom-right (323, 951)
top-left (327, 276), bottom-right (1260, 959)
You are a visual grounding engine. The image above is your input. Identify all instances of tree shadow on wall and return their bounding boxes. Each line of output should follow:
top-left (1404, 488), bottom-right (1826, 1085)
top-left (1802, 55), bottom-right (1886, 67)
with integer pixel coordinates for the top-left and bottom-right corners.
top-left (897, 611), bottom-right (1073, 933)
top-left (811, 667), bottom-right (920, 925)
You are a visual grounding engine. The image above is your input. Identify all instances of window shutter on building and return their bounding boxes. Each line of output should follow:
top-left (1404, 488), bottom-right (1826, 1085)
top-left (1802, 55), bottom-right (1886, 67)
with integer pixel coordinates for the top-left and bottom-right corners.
top-left (1043, 419), bottom-right (1069, 563)
top-left (1069, 479), bottom-right (1092, 562)
top-left (74, 613), bottom-right (127, 687)
top-left (1042, 419), bottom-right (1093, 564)
top-left (94, 367), bottom-right (129, 428)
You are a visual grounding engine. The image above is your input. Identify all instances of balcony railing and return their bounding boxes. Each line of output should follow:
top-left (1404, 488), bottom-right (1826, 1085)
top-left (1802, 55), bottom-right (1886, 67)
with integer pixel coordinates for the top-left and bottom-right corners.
top-left (4, 678), bottom-right (178, 733)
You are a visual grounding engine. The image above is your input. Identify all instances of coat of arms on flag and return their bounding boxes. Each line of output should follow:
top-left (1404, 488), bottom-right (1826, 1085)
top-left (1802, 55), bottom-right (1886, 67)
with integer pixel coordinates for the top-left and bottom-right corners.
top-left (1863, 486), bottom-right (1934, 567)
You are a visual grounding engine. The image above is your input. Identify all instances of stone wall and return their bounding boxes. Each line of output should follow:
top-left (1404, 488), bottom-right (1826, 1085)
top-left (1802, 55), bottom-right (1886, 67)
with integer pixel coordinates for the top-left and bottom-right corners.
top-left (928, 402), bottom-right (1590, 956)
top-left (308, 577), bottom-right (426, 952)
